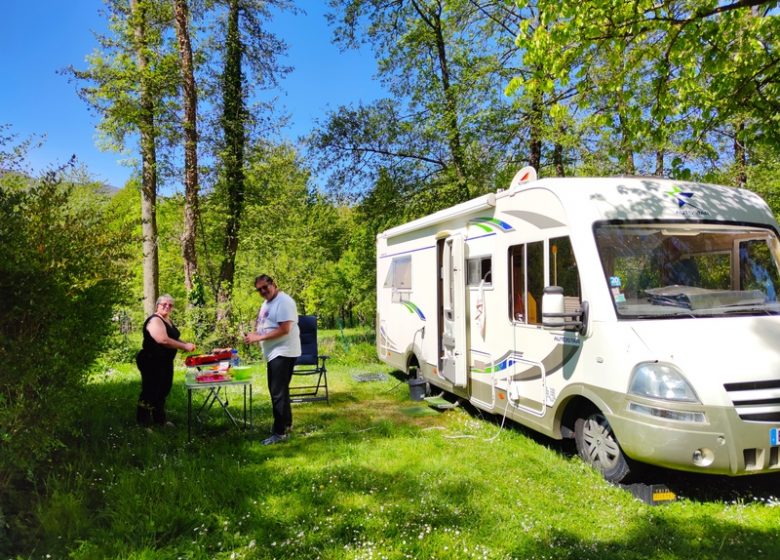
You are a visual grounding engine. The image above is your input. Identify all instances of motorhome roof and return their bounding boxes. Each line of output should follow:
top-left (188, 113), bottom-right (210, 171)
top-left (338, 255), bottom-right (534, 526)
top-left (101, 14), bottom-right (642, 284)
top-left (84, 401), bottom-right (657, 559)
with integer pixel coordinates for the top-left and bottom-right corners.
top-left (511, 176), bottom-right (773, 225)
top-left (378, 176), bottom-right (776, 241)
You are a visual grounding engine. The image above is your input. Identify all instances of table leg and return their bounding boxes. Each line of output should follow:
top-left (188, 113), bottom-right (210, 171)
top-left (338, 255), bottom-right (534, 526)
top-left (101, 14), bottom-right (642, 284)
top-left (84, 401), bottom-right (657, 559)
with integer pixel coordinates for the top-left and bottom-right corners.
top-left (243, 384), bottom-right (247, 427)
top-left (187, 388), bottom-right (192, 441)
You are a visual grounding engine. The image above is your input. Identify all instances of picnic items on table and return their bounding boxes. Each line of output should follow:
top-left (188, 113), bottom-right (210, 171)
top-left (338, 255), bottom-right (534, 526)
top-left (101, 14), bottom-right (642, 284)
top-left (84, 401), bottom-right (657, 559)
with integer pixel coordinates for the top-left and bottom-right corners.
top-left (185, 349), bottom-right (252, 383)
top-left (185, 349), bottom-right (234, 367)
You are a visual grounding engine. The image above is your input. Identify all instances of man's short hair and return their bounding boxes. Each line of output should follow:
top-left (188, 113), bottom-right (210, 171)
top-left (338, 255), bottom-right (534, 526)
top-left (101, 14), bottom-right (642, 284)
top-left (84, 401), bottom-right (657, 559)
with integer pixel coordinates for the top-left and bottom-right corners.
top-left (254, 274), bottom-right (274, 286)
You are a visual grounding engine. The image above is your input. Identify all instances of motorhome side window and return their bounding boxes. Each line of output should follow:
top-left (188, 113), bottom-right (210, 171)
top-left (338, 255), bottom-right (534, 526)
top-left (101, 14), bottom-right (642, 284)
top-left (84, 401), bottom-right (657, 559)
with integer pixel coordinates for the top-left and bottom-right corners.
top-left (594, 223), bottom-right (780, 319)
top-left (467, 257), bottom-right (492, 286)
top-left (509, 242), bottom-right (544, 324)
top-left (384, 255), bottom-right (412, 302)
top-left (549, 236), bottom-right (582, 313)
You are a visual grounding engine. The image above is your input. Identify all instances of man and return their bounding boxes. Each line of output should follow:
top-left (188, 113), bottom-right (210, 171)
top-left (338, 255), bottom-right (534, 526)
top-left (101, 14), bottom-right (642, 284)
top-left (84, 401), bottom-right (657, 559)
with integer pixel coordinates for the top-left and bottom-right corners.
top-left (244, 274), bottom-right (301, 445)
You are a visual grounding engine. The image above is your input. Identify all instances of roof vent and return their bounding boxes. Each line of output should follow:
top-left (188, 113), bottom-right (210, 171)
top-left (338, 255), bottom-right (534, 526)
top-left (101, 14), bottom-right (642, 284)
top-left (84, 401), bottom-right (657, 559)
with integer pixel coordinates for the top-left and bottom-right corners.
top-left (509, 166), bottom-right (537, 193)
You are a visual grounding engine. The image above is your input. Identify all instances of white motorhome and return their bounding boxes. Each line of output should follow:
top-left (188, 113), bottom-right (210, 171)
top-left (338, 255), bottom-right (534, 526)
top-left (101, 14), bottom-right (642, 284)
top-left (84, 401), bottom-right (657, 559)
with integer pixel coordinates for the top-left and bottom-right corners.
top-left (376, 168), bottom-right (780, 482)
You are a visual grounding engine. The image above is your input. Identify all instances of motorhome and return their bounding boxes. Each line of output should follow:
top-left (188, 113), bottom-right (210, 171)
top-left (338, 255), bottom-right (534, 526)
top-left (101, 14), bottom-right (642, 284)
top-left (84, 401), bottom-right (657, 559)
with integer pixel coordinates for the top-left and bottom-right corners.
top-left (376, 168), bottom-right (780, 482)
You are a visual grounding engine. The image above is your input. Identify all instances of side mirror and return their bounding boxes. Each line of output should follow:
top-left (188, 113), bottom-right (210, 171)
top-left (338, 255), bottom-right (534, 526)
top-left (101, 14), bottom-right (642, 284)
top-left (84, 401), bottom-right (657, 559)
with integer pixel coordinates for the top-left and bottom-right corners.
top-left (541, 286), bottom-right (565, 326)
top-left (542, 286), bottom-right (589, 335)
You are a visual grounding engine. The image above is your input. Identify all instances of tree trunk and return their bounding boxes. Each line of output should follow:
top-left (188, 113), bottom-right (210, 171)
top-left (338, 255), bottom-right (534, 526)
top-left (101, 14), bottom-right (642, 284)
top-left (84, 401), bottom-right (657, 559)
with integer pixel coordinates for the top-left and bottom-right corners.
top-left (173, 0), bottom-right (200, 296)
top-left (528, 94), bottom-right (542, 171)
top-left (655, 150), bottom-right (664, 177)
top-left (553, 142), bottom-right (564, 176)
top-left (216, 0), bottom-right (246, 323)
top-left (618, 112), bottom-right (635, 175)
top-left (412, 0), bottom-right (469, 202)
top-left (734, 121), bottom-right (747, 188)
top-left (131, 0), bottom-right (160, 317)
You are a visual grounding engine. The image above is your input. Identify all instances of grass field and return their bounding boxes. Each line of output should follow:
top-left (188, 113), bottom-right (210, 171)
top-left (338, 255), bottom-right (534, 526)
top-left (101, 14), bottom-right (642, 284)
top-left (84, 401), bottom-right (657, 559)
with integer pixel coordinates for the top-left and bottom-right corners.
top-left (20, 330), bottom-right (780, 559)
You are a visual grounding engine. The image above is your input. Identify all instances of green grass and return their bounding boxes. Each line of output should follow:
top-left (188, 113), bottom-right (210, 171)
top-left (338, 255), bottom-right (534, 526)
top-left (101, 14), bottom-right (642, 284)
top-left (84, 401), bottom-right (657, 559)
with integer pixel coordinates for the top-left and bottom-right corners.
top-left (21, 332), bottom-right (780, 559)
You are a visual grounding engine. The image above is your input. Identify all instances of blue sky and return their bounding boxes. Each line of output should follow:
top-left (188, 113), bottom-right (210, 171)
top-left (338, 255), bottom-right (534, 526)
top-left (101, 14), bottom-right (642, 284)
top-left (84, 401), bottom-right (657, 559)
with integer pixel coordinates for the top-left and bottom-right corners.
top-left (0, 1), bottom-right (382, 189)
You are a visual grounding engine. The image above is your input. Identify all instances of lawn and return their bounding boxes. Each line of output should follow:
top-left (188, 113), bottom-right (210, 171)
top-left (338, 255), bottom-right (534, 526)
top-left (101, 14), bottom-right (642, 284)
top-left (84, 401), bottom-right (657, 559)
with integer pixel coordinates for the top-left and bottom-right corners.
top-left (22, 330), bottom-right (780, 559)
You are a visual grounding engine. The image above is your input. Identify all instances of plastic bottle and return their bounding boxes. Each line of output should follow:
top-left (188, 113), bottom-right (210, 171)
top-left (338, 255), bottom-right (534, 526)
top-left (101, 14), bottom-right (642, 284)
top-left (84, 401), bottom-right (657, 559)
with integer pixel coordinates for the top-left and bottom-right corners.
top-left (231, 348), bottom-right (240, 367)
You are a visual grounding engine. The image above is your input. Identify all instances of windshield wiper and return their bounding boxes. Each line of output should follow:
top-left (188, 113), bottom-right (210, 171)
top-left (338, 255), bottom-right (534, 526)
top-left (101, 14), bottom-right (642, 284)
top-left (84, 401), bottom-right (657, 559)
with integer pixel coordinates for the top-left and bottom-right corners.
top-left (646, 293), bottom-right (692, 309)
top-left (717, 306), bottom-right (778, 316)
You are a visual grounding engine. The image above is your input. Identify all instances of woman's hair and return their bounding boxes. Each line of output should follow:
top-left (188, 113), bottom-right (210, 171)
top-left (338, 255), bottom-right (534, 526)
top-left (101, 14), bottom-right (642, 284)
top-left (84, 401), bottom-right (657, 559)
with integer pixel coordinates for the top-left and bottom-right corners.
top-left (156, 294), bottom-right (174, 307)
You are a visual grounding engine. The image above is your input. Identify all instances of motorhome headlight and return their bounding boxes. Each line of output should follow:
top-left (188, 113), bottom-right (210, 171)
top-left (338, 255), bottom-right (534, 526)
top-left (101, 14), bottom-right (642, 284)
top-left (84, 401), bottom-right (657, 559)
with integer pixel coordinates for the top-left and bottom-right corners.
top-left (628, 362), bottom-right (700, 403)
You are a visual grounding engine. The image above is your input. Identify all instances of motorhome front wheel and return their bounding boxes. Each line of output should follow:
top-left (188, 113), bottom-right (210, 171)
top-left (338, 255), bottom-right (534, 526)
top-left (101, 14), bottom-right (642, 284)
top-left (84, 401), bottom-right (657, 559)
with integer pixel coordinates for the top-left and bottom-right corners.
top-left (575, 412), bottom-right (633, 484)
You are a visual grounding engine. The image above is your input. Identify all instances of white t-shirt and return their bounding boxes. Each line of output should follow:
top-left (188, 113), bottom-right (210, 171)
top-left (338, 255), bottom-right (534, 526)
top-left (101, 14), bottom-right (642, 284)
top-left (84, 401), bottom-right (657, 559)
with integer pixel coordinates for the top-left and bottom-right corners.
top-left (255, 291), bottom-right (301, 361)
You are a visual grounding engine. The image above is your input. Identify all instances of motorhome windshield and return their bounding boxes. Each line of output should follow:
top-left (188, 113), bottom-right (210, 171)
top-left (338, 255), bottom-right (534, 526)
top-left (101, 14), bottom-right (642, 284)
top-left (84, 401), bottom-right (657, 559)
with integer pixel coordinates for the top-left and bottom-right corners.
top-left (594, 223), bottom-right (780, 319)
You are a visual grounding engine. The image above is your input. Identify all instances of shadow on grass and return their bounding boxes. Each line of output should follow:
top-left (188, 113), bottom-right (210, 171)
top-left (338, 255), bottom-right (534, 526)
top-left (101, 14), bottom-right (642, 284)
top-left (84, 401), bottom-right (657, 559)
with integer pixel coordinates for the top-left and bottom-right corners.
top-left (395, 376), bottom-right (780, 506)
top-left (25, 369), bottom-right (780, 559)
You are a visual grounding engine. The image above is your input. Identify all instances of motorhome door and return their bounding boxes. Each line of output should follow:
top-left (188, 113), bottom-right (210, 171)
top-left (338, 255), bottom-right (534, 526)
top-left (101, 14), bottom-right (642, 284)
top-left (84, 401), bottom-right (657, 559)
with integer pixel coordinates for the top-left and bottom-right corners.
top-left (439, 234), bottom-right (468, 387)
top-left (508, 237), bottom-right (583, 415)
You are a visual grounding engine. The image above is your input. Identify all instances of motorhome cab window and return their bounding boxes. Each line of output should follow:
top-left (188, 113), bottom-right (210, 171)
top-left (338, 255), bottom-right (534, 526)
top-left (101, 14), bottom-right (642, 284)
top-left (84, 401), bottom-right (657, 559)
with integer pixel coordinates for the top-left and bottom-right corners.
top-left (549, 236), bottom-right (582, 313)
top-left (594, 223), bottom-right (780, 319)
top-left (467, 257), bottom-right (492, 287)
top-left (509, 242), bottom-right (544, 324)
top-left (384, 255), bottom-right (412, 302)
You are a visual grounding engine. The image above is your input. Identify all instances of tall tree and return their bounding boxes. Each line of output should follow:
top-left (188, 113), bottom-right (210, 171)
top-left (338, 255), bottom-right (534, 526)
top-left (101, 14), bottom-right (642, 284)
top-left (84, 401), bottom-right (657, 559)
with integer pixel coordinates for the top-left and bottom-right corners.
top-left (319, 0), bottom-right (507, 210)
top-left (131, 0), bottom-right (162, 315)
top-left (202, 0), bottom-right (292, 325)
top-left (173, 0), bottom-right (200, 296)
top-left (215, 0), bottom-right (247, 322)
top-left (69, 0), bottom-right (179, 316)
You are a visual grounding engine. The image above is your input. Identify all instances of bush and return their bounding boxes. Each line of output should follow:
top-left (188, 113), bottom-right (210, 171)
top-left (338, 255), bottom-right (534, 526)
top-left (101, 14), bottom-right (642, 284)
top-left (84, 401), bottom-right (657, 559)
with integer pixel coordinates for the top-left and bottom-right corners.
top-left (0, 171), bottom-right (126, 553)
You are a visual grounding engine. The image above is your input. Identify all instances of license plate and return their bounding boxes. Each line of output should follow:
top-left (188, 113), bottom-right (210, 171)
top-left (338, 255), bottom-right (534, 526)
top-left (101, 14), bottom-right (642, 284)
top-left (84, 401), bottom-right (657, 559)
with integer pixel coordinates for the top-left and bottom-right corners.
top-left (771, 427), bottom-right (780, 446)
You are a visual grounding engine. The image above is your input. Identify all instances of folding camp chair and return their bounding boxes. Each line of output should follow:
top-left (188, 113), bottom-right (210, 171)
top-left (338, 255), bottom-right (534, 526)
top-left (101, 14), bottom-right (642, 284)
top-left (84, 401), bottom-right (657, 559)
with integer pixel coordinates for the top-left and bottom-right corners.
top-left (290, 315), bottom-right (329, 403)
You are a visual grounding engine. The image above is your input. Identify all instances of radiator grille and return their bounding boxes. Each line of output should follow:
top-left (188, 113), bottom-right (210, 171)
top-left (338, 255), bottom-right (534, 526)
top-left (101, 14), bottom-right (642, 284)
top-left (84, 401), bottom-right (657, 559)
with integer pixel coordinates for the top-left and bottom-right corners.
top-left (724, 379), bottom-right (780, 422)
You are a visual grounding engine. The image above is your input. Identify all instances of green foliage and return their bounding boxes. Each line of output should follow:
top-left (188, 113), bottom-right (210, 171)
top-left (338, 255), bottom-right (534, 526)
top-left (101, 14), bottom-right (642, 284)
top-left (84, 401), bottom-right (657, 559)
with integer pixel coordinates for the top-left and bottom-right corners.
top-left (317, 0), bottom-right (507, 206)
top-left (68, 0), bottom-right (181, 157)
top-left (510, 0), bottom-right (780, 180)
top-left (0, 167), bottom-right (127, 553)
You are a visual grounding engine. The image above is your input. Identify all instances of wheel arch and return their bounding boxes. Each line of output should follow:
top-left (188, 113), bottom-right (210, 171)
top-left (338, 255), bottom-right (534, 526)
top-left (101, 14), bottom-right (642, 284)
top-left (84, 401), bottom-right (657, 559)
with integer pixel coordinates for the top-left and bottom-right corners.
top-left (558, 395), bottom-right (599, 438)
top-left (555, 386), bottom-right (617, 439)
top-left (405, 351), bottom-right (421, 378)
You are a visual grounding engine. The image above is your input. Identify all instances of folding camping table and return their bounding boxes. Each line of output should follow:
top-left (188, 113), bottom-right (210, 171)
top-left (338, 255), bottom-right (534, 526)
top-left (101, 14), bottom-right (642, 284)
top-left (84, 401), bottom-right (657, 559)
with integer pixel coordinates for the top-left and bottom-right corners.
top-left (185, 371), bottom-right (253, 439)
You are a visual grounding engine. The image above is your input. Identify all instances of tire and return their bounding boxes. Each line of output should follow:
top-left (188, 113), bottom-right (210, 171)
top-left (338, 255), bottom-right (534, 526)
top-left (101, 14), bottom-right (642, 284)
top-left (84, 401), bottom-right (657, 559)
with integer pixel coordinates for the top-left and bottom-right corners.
top-left (575, 411), bottom-right (633, 483)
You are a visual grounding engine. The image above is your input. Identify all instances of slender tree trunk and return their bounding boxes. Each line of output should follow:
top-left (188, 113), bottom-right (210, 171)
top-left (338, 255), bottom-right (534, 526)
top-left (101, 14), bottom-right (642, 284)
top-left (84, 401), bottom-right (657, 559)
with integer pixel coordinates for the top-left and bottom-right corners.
top-left (553, 142), bottom-right (564, 176)
top-left (655, 150), bottom-right (664, 177)
top-left (528, 94), bottom-right (542, 171)
top-left (618, 111), bottom-right (635, 175)
top-left (734, 121), bottom-right (747, 188)
top-left (216, 0), bottom-right (246, 323)
top-left (412, 0), bottom-right (469, 201)
top-left (131, 0), bottom-right (160, 316)
top-left (173, 0), bottom-right (199, 295)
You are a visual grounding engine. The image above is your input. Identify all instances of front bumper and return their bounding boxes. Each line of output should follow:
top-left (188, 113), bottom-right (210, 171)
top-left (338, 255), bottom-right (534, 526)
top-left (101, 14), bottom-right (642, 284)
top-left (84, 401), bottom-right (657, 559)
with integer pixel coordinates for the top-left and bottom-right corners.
top-left (607, 395), bottom-right (780, 475)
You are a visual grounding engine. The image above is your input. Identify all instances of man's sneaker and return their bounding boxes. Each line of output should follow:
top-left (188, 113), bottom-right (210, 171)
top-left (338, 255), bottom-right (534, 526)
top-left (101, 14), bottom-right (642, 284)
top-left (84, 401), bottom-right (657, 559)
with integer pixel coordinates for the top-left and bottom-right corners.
top-left (269, 425), bottom-right (293, 435)
top-left (262, 433), bottom-right (288, 446)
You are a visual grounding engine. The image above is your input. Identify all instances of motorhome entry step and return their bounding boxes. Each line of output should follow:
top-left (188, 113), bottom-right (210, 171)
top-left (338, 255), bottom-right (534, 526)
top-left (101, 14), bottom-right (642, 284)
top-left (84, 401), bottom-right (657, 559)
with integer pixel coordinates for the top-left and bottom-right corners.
top-left (424, 396), bottom-right (459, 410)
top-left (619, 483), bottom-right (677, 506)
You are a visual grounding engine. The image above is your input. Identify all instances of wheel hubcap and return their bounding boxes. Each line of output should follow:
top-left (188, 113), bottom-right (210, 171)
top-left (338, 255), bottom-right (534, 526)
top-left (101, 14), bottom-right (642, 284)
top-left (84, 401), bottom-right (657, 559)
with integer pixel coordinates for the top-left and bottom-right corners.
top-left (583, 414), bottom-right (619, 469)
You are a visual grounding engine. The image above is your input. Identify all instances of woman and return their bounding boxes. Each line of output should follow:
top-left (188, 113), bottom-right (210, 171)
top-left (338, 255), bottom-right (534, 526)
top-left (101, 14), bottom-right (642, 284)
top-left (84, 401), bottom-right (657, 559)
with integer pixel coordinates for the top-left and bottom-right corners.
top-left (135, 294), bottom-right (196, 427)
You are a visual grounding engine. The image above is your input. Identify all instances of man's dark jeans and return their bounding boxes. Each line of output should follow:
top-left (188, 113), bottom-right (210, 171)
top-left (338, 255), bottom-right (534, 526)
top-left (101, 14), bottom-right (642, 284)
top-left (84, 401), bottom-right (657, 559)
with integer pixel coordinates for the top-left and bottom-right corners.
top-left (267, 355), bottom-right (296, 435)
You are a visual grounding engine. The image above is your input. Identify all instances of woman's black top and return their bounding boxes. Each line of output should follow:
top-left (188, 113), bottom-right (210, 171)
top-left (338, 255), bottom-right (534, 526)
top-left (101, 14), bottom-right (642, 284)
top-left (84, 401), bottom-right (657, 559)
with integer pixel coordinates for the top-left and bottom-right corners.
top-left (139, 313), bottom-right (181, 363)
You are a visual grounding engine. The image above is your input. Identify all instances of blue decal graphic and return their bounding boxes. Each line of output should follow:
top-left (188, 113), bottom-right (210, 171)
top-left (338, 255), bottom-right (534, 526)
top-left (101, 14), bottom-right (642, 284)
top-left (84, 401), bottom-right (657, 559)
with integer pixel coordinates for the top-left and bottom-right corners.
top-left (468, 217), bottom-right (514, 233)
top-left (667, 186), bottom-right (700, 209)
top-left (401, 301), bottom-right (426, 321)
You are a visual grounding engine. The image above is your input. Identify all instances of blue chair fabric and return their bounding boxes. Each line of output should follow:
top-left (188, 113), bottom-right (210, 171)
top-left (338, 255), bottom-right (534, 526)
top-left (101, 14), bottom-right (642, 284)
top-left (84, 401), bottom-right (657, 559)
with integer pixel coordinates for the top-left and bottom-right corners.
top-left (291, 315), bottom-right (329, 403)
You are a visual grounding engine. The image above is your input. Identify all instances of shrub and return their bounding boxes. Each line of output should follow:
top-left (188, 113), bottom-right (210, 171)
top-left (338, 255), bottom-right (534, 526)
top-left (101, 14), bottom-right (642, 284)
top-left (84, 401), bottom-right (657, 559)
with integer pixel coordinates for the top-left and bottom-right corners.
top-left (0, 170), bottom-right (126, 553)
